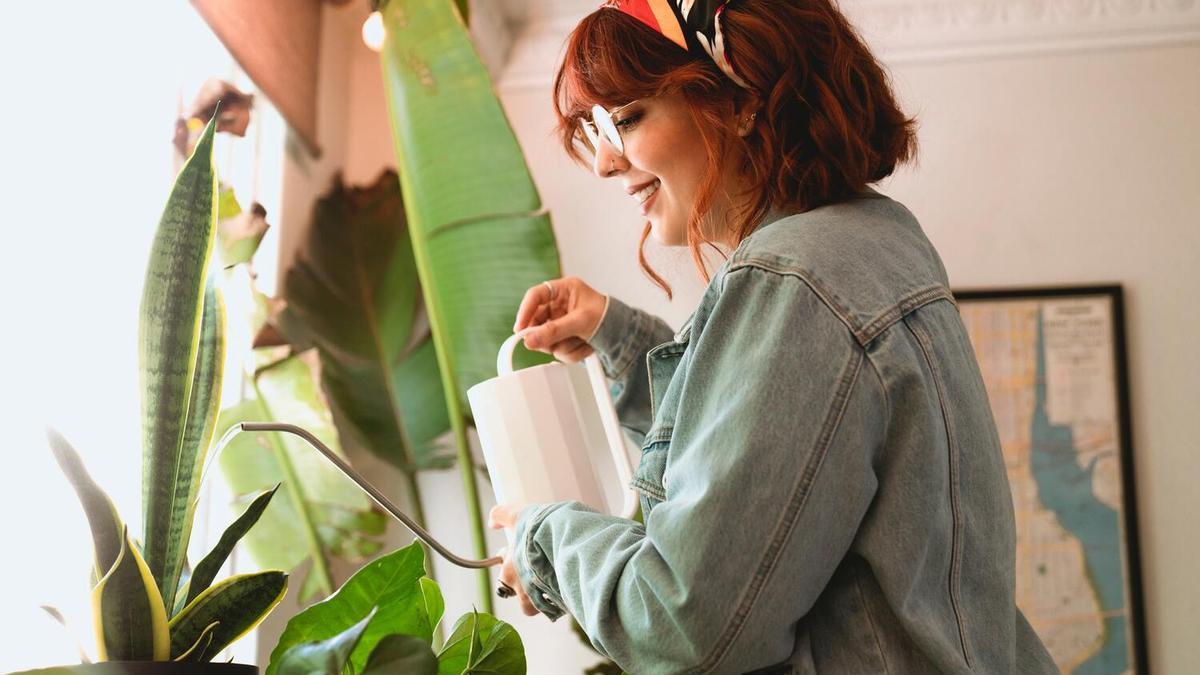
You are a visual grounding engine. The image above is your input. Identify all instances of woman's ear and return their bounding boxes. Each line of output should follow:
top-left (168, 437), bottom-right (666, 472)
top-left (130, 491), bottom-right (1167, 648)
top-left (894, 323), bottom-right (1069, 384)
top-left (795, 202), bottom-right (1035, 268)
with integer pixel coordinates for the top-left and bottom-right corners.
top-left (736, 110), bottom-right (758, 137)
top-left (734, 97), bottom-right (761, 137)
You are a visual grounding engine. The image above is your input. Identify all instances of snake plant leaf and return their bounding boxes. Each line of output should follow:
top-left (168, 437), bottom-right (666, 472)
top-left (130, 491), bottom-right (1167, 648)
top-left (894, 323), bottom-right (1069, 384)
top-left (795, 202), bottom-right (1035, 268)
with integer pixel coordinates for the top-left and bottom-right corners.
top-left (91, 527), bottom-right (170, 661)
top-left (266, 543), bottom-right (435, 675)
top-left (139, 110), bottom-right (221, 610)
top-left (167, 277), bottom-right (227, 615)
top-left (274, 608), bottom-right (378, 675)
top-left (435, 610), bottom-right (525, 675)
top-left (169, 570), bottom-right (288, 661)
top-left (216, 355), bottom-right (384, 602)
top-left (179, 484), bottom-right (280, 613)
top-left (363, 634), bottom-right (439, 675)
top-left (46, 428), bottom-right (123, 578)
top-left (173, 621), bottom-right (219, 662)
top-left (378, 0), bottom-right (561, 608)
top-left (278, 171), bottom-right (453, 472)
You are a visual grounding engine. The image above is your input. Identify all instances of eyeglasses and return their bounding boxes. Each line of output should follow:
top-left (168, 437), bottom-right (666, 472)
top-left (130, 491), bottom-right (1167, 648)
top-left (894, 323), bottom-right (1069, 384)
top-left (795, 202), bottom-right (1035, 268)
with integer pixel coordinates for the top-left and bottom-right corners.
top-left (578, 100), bottom-right (640, 157)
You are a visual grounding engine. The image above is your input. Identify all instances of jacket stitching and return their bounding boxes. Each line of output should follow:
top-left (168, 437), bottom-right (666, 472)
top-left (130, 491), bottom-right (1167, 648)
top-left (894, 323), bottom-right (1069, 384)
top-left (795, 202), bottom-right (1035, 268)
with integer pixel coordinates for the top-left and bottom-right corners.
top-left (903, 315), bottom-right (974, 669)
top-left (692, 348), bottom-right (865, 675)
top-left (725, 259), bottom-right (955, 348)
top-left (859, 286), bottom-right (957, 343)
top-left (852, 570), bottom-right (891, 674)
top-left (724, 260), bottom-right (859, 338)
top-left (631, 477), bottom-right (667, 502)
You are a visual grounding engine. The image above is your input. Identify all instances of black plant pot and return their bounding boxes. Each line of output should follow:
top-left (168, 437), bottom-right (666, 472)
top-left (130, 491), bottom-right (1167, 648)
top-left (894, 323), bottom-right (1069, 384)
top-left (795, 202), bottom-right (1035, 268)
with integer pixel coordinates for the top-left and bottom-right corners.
top-left (12, 664), bottom-right (257, 675)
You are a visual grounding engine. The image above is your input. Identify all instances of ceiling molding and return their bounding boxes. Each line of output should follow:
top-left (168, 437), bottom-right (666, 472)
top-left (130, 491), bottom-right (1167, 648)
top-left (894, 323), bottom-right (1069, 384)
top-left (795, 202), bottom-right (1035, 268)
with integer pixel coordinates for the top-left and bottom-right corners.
top-left (494, 0), bottom-right (1199, 91)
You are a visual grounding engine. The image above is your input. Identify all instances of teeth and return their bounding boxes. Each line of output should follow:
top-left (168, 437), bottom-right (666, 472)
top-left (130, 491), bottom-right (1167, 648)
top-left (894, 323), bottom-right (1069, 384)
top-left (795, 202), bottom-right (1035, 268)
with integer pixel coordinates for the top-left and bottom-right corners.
top-left (634, 180), bottom-right (660, 204)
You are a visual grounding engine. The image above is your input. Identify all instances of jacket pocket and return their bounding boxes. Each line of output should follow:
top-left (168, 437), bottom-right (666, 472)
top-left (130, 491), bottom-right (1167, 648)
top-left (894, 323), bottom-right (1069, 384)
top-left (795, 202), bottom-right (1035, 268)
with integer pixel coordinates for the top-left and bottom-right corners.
top-left (632, 433), bottom-right (670, 516)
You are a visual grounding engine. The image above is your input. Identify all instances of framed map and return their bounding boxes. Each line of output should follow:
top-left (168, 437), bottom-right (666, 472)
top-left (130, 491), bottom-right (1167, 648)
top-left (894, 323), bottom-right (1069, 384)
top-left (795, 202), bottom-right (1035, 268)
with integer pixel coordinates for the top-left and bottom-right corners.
top-left (953, 285), bottom-right (1147, 674)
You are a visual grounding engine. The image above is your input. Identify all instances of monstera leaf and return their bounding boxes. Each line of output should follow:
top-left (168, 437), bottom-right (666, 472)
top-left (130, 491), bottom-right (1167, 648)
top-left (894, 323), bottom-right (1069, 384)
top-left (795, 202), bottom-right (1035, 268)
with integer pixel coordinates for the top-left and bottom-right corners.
top-left (378, 0), bottom-right (561, 608)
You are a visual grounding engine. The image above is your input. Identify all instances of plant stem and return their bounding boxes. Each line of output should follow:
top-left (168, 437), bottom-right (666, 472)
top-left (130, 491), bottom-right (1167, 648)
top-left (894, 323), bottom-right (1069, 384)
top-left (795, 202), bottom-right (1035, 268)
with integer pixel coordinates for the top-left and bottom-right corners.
top-left (253, 385), bottom-right (334, 597)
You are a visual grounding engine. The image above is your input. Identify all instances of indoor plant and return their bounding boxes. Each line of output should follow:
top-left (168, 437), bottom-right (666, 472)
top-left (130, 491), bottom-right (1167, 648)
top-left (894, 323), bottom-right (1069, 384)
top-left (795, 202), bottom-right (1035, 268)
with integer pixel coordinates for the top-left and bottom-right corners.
top-left (16, 112), bottom-right (287, 672)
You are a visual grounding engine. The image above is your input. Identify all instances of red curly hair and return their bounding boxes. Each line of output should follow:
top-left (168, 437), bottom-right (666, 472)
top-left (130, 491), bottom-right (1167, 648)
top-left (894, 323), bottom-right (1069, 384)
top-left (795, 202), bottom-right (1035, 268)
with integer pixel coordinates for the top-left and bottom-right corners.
top-left (553, 0), bottom-right (920, 297)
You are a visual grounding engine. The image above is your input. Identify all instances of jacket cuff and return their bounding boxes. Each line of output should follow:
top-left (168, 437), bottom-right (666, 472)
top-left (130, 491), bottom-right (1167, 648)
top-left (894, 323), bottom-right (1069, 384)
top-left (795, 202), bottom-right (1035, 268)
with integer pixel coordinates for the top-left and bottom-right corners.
top-left (513, 503), bottom-right (569, 620)
top-left (586, 296), bottom-right (654, 380)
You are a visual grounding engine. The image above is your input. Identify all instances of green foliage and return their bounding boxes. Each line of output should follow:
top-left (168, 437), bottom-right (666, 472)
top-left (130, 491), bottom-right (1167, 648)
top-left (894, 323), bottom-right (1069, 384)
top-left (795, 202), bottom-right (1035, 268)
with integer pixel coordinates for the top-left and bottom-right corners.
top-left (46, 111), bottom-right (286, 663)
top-left (269, 542), bottom-right (524, 675)
top-left (216, 356), bottom-right (387, 603)
top-left (138, 114), bottom-right (224, 614)
top-left (378, 0), bottom-right (561, 611)
top-left (213, 178), bottom-right (389, 604)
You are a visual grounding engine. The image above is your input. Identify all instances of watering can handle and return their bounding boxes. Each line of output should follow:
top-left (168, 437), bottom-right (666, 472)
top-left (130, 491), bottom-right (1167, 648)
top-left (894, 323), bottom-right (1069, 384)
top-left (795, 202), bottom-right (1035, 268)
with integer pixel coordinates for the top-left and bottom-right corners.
top-left (500, 329), bottom-right (639, 520)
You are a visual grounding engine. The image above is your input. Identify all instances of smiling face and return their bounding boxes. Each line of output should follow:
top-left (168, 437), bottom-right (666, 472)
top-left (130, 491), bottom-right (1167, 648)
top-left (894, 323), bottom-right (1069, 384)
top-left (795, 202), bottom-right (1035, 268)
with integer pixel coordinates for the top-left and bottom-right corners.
top-left (586, 93), bottom-right (732, 247)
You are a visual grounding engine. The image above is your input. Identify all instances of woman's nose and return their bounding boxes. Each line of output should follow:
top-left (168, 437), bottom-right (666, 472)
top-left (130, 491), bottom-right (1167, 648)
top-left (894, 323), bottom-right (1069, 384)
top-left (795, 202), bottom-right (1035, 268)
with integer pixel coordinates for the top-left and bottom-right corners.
top-left (592, 139), bottom-right (627, 178)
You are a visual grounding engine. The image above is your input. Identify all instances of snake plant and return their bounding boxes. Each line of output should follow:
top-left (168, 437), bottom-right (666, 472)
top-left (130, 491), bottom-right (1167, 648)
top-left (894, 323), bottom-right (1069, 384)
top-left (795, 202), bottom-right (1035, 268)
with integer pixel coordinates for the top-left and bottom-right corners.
top-left (43, 113), bottom-right (286, 664)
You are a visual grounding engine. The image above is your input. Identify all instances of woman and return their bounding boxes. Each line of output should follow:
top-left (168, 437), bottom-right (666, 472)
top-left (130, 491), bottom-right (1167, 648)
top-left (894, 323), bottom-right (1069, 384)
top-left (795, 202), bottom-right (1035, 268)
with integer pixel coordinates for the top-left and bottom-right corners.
top-left (487, 0), bottom-right (1057, 672)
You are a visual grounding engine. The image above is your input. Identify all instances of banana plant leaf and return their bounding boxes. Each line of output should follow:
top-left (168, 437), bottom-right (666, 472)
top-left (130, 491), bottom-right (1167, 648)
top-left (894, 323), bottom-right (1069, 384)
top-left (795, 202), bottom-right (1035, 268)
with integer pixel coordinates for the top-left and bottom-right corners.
top-left (216, 355), bottom-right (386, 603)
top-left (277, 170), bottom-right (454, 474)
top-left (378, 0), bottom-right (562, 609)
top-left (265, 543), bottom-right (439, 675)
top-left (139, 111), bottom-right (223, 614)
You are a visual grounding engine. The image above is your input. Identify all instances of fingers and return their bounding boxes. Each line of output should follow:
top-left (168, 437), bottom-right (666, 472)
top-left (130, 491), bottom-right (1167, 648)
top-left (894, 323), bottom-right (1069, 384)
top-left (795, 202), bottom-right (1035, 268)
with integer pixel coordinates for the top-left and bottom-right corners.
top-left (487, 504), bottom-right (516, 529)
top-left (498, 555), bottom-right (539, 616)
top-left (552, 337), bottom-right (594, 363)
top-left (514, 282), bottom-right (555, 332)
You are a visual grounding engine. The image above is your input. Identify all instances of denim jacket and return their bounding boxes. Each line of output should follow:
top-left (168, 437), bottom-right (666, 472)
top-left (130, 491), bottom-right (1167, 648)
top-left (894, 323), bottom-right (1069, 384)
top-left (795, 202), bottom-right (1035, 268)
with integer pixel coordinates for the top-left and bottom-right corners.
top-left (513, 188), bottom-right (1058, 674)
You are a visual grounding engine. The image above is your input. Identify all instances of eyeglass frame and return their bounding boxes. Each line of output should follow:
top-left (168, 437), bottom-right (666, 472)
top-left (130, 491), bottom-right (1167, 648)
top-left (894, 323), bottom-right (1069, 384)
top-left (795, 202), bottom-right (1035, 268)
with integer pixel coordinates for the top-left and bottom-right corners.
top-left (578, 99), bottom-right (642, 157)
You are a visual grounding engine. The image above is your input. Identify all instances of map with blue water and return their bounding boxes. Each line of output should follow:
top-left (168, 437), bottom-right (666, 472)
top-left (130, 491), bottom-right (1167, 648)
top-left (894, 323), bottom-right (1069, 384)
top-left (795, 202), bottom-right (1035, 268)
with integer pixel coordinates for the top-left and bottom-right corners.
top-left (960, 297), bottom-right (1135, 674)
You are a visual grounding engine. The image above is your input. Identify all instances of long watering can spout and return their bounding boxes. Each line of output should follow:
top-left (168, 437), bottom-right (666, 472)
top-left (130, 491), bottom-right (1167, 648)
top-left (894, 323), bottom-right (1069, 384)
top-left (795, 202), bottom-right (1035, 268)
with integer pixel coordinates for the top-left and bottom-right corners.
top-left (210, 422), bottom-right (501, 570)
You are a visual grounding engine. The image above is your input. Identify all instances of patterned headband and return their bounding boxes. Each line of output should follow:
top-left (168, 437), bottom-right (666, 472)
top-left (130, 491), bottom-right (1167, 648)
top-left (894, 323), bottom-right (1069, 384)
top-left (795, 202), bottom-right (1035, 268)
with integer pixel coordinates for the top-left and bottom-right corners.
top-left (602, 0), bottom-right (750, 89)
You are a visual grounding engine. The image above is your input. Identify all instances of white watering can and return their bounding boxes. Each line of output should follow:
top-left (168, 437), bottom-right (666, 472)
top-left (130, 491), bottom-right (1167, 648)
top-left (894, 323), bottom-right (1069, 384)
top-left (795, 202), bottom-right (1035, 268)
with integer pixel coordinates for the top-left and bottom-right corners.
top-left (466, 327), bottom-right (639, 522)
top-left (212, 327), bottom-right (638, 577)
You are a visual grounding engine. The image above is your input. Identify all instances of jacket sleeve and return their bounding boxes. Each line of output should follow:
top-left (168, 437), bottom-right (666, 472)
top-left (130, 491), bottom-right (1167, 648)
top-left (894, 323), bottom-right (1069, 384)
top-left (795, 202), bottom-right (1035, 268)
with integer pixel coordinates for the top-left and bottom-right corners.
top-left (586, 295), bottom-right (676, 447)
top-left (513, 266), bottom-right (886, 674)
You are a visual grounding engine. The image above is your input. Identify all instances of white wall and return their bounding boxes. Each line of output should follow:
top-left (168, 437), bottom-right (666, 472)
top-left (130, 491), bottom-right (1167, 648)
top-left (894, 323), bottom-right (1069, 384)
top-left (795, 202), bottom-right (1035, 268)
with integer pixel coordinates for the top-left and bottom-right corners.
top-left (273, 1), bottom-right (1198, 673)
top-left (883, 43), bottom-right (1200, 674)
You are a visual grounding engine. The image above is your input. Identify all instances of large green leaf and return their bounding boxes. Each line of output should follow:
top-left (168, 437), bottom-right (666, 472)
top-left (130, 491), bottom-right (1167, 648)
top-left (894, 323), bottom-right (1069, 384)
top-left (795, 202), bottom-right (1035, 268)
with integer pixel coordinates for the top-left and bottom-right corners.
top-left (274, 608), bottom-right (377, 675)
top-left (378, 0), bottom-right (561, 610)
top-left (278, 171), bottom-right (452, 473)
top-left (435, 610), bottom-right (525, 675)
top-left (169, 570), bottom-right (288, 661)
top-left (139, 111), bottom-right (222, 609)
top-left (364, 634), bottom-right (439, 675)
top-left (46, 429), bottom-right (123, 579)
top-left (265, 543), bottom-right (438, 675)
top-left (91, 527), bottom-right (170, 661)
top-left (216, 356), bottom-right (385, 602)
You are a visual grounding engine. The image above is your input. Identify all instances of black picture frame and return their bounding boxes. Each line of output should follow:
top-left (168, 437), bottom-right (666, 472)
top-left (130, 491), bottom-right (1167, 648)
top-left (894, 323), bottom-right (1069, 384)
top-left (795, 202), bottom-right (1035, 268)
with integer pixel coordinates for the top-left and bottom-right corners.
top-left (950, 284), bottom-right (1147, 674)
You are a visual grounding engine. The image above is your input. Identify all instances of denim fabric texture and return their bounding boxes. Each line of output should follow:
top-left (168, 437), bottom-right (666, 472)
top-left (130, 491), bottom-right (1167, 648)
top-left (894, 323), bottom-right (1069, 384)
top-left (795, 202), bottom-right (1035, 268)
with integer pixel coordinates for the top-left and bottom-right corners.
top-left (512, 187), bottom-right (1058, 674)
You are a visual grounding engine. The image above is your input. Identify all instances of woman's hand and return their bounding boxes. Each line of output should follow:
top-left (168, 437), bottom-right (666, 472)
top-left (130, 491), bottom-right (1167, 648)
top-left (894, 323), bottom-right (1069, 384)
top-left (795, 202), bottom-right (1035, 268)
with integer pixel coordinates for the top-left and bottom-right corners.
top-left (514, 277), bottom-right (607, 363)
top-left (488, 503), bottom-right (540, 616)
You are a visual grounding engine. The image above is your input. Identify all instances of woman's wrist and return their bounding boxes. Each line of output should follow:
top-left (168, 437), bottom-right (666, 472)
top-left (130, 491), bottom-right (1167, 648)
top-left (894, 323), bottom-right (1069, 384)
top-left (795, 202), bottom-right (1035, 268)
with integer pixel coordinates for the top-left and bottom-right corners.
top-left (584, 294), bottom-right (611, 343)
